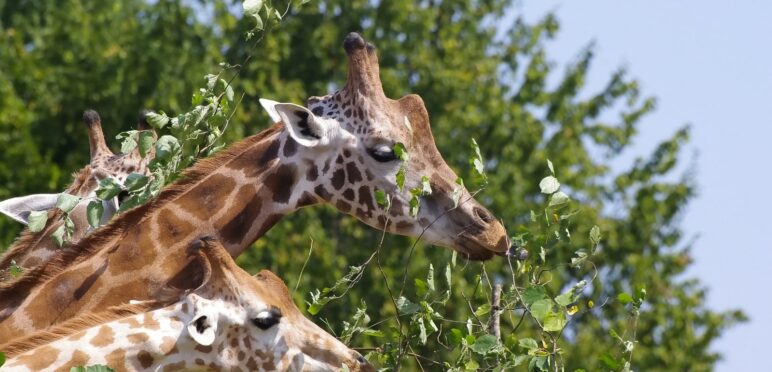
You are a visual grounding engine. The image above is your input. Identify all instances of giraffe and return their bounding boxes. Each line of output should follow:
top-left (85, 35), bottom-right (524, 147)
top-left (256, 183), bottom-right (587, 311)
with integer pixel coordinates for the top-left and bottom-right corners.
top-left (0, 236), bottom-right (373, 371)
top-left (0, 110), bottom-right (155, 278)
top-left (0, 32), bottom-right (509, 337)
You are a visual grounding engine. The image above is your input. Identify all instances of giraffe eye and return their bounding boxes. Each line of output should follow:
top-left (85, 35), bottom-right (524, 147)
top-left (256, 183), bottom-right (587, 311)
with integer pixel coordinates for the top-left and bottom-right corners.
top-left (252, 308), bottom-right (282, 330)
top-left (368, 145), bottom-right (398, 162)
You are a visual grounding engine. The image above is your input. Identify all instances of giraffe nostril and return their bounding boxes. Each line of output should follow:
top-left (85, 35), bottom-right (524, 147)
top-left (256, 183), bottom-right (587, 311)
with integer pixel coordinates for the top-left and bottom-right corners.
top-left (356, 354), bottom-right (368, 364)
top-left (473, 207), bottom-right (493, 224)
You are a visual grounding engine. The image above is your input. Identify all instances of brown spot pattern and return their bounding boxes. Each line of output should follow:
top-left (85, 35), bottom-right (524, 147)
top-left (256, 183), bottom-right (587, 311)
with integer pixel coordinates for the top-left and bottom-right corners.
top-left (336, 200), bottom-right (352, 213)
top-left (128, 332), bottom-right (150, 344)
top-left (342, 188), bottom-right (355, 201)
top-left (331, 168), bottom-right (345, 190)
top-left (64, 350), bottom-right (90, 369)
top-left (179, 174), bottom-right (235, 219)
top-left (90, 325), bottom-right (115, 347)
top-left (221, 195), bottom-right (263, 245)
top-left (346, 162), bottom-right (363, 183)
top-left (296, 191), bottom-right (317, 208)
top-left (265, 164), bottom-right (297, 203)
top-left (106, 348), bottom-right (127, 370)
top-left (137, 350), bottom-right (155, 369)
top-left (162, 361), bottom-right (186, 371)
top-left (358, 185), bottom-right (376, 211)
top-left (283, 136), bottom-right (298, 157)
top-left (306, 165), bottom-right (319, 181)
top-left (14, 345), bottom-right (59, 370)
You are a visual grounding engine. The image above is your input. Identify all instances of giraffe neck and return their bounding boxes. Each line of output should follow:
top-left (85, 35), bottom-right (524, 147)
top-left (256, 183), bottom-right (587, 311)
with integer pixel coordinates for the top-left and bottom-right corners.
top-left (0, 123), bottom-right (316, 335)
top-left (2, 303), bottom-right (187, 371)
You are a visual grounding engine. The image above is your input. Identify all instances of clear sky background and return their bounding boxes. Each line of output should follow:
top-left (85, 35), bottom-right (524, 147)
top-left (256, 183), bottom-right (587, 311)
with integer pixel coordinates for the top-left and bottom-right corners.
top-left (514, 1), bottom-right (772, 370)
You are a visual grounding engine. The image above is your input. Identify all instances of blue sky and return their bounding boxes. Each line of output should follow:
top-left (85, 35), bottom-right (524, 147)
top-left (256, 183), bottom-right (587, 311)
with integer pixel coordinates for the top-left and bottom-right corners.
top-left (516, 1), bottom-right (772, 370)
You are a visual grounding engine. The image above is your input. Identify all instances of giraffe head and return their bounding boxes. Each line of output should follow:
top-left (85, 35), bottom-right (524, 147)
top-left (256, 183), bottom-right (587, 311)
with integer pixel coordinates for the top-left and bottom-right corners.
top-left (184, 237), bottom-right (374, 371)
top-left (261, 33), bottom-right (509, 260)
top-left (0, 110), bottom-right (155, 272)
top-left (0, 237), bottom-right (374, 371)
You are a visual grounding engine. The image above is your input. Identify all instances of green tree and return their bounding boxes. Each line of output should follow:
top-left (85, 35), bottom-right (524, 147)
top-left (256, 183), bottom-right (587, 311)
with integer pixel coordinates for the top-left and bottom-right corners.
top-left (0, 0), bottom-right (222, 243)
top-left (0, 1), bottom-right (744, 370)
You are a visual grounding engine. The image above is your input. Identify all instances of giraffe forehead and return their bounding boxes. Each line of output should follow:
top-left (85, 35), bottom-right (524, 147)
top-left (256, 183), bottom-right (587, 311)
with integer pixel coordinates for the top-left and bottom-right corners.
top-left (309, 93), bottom-right (410, 142)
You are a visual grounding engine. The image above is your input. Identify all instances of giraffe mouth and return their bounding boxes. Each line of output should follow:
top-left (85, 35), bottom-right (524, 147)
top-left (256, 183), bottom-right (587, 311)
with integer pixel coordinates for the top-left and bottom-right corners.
top-left (455, 233), bottom-right (509, 261)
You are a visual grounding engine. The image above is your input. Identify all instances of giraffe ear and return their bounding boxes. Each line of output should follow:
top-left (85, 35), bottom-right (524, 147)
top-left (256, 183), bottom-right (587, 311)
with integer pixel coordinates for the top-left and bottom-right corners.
top-left (0, 194), bottom-right (60, 225)
top-left (186, 294), bottom-right (218, 346)
top-left (274, 103), bottom-right (342, 148)
top-left (259, 98), bottom-right (282, 123)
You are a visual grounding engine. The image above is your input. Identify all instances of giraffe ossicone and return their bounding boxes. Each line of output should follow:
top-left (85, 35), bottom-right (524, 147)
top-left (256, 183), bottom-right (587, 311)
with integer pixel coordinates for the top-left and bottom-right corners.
top-left (0, 237), bottom-right (374, 372)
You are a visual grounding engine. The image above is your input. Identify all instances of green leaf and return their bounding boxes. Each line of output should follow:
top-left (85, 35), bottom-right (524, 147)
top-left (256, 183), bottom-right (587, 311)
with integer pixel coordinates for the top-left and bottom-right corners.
top-left (145, 112), bottom-right (169, 129)
top-left (138, 130), bottom-right (155, 158)
top-left (69, 365), bottom-right (116, 372)
top-left (64, 215), bottom-right (75, 236)
top-left (617, 292), bottom-right (633, 305)
top-left (554, 291), bottom-right (574, 307)
top-left (56, 193), bottom-right (80, 214)
top-left (530, 299), bottom-right (552, 322)
top-left (448, 328), bottom-right (464, 346)
top-left (539, 176), bottom-right (560, 194)
top-left (522, 286), bottom-right (547, 306)
top-left (393, 142), bottom-right (409, 162)
top-left (470, 334), bottom-right (499, 354)
top-left (590, 225), bottom-right (601, 246)
top-left (529, 355), bottom-right (549, 371)
top-left (86, 201), bottom-right (104, 228)
top-left (124, 173), bottom-right (149, 192)
top-left (419, 175), bottom-right (432, 195)
top-left (155, 135), bottom-right (181, 161)
top-left (519, 337), bottom-right (538, 350)
top-left (8, 260), bottom-right (23, 278)
top-left (409, 194), bottom-right (420, 217)
top-left (52, 224), bottom-right (67, 247)
top-left (548, 191), bottom-right (570, 207)
top-left (225, 84), bottom-right (235, 102)
top-left (444, 264), bottom-right (452, 291)
top-left (426, 264), bottom-right (435, 292)
top-left (470, 138), bottom-right (486, 179)
top-left (571, 250), bottom-right (588, 267)
top-left (96, 178), bottom-right (123, 200)
top-left (547, 159), bottom-right (555, 175)
top-left (414, 278), bottom-right (428, 298)
top-left (396, 296), bottom-right (421, 315)
top-left (395, 167), bottom-right (406, 191)
top-left (451, 177), bottom-right (464, 208)
top-left (543, 311), bottom-right (566, 332)
top-left (464, 359), bottom-right (480, 371)
top-left (119, 131), bottom-right (138, 154)
top-left (475, 303), bottom-right (491, 317)
top-left (361, 329), bottom-right (384, 338)
top-left (27, 210), bottom-right (49, 233)
top-left (374, 189), bottom-right (391, 210)
top-left (418, 317), bottom-right (428, 345)
top-left (598, 353), bottom-right (620, 370)
top-left (0, 351), bottom-right (5, 367)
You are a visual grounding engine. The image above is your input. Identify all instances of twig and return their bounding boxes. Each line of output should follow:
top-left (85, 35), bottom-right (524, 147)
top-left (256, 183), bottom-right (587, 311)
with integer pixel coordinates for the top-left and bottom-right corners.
top-left (488, 282), bottom-right (502, 340)
top-left (294, 237), bottom-right (314, 294)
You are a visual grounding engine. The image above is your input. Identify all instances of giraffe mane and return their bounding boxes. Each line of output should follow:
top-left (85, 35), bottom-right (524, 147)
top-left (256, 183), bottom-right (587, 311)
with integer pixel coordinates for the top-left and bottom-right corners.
top-left (0, 301), bottom-right (165, 357)
top-left (0, 123), bottom-right (284, 300)
top-left (0, 166), bottom-right (94, 270)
